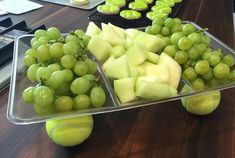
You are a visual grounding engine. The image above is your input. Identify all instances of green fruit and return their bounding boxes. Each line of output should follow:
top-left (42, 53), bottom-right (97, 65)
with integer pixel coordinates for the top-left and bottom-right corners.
top-left (181, 85), bottom-right (221, 115)
top-left (45, 115), bottom-right (93, 147)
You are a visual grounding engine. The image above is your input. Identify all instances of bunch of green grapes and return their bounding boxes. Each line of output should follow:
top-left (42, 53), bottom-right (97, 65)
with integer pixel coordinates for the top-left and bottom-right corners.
top-left (22, 27), bottom-right (106, 115)
top-left (145, 17), bottom-right (235, 90)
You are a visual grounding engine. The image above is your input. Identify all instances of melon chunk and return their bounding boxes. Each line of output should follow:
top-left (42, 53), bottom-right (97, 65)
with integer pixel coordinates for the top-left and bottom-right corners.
top-left (87, 35), bottom-right (112, 62)
top-left (136, 61), bottom-right (157, 76)
top-left (102, 56), bottom-right (115, 72)
top-left (108, 23), bottom-right (125, 39)
top-left (147, 52), bottom-right (159, 64)
top-left (125, 28), bottom-right (142, 39)
top-left (86, 22), bottom-right (101, 36)
top-left (126, 43), bottom-right (148, 66)
top-left (134, 33), bottom-right (166, 53)
top-left (105, 55), bottom-right (129, 79)
top-left (158, 53), bottom-right (182, 89)
top-left (135, 80), bottom-right (176, 100)
top-left (114, 78), bottom-right (136, 103)
top-left (146, 64), bottom-right (170, 84)
top-left (101, 23), bottom-right (125, 46)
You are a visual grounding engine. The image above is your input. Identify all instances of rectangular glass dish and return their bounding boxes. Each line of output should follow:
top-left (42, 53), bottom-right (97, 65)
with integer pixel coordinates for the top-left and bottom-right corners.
top-left (7, 21), bottom-right (235, 125)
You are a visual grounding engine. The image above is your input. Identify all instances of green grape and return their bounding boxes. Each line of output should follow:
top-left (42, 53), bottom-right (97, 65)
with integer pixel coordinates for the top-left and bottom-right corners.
top-left (213, 49), bottom-right (223, 58)
top-left (188, 32), bottom-right (201, 45)
top-left (170, 32), bottom-right (184, 45)
top-left (33, 103), bottom-right (55, 115)
top-left (194, 60), bottom-right (210, 74)
top-left (151, 24), bottom-right (161, 34)
top-left (90, 86), bottom-right (106, 107)
top-left (70, 77), bottom-right (91, 94)
top-left (34, 86), bottom-right (54, 107)
top-left (55, 82), bottom-right (71, 96)
top-left (164, 45), bottom-right (178, 57)
top-left (84, 58), bottom-right (98, 74)
top-left (188, 46), bottom-right (199, 60)
top-left (74, 29), bottom-right (85, 38)
top-left (170, 24), bottom-right (182, 33)
top-left (201, 34), bottom-right (211, 46)
top-left (182, 24), bottom-right (196, 35)
top-left (208, 78), bottom-right (221, 86)
top-left (61, 55), bottom-right (77, 69)
top-left (164, 18), bottom-right (175, 28)
top-left (37, 44), bottom-right (51, 62)
top-left (173, 18), bottom-right (181, 25)
top-left (161, 26), bottom-right (170, 36)
top-left (48, 71), bottom-right (65, 89)
top-left (25, 49), bottom-right (37, 57)
top-left (32, 41), bottom-right (40, 50)
top-left (65, 34), bottom-right (80, 43)
top-left (36, 67), bottom-right (50, 84)
top-left (174, 50), bottom-right (188, 64)
top-left (34, 29), bottom-right (47, 39)
top-left (63, 41), bottom-right (79, 56)
top-left (47, 63), bottom-right (62, 74)
top-left (38, 36), bottom-right (49, 45)
top-left (194, 43), bottom-right (207, 56)
top-left (183, 67), bottom-right (197, 81)
top-left (27, 64), bottom-right (40, 81)
top-left (49, 42), bottom-right (64, 58)
top-left (208, 53), bottom-right (221, 67)
top-left (152, 17), bottom-right (164, 26)
top-left (62, 69), bottom-right (74, 82)
top-left (191, 78), bottom-right (205, 90)
top-left (183, 60), bottom-right (196, 70)
top-left (23, 55), bottom-right (36, 66)
top-left (47, 27), bottom-right (61, 40)
top-left (145, 26), bottom-right (152, 34)
top-left (22, 86), bottom-right (35, 104)
top-left (30, 37), bottom-right (37, 46)
top-left (223, 54), bottom-right (235, 67)
top-left (213, 63), bottom-right (230, 79)
top-left (202, 68), bottom-right (213, 81)
top-left (229, 70), bottom-right (235, 81)
top-left (74, 61), bottom-right (88, 76)
top-left (82, 35), bottom-right (91, 47)
top-left (82, 74), bottom-right (96, 81)
top-left (162, 36), bottom-right (171, 46)
top-left (73, 94), bottom-right (90, 110)
top-left (55, 96), bottom-right (73, 112)
top-left (202, 51), bottom-right (212, 60)
top-left (178, 37), bottom-right (192, 50)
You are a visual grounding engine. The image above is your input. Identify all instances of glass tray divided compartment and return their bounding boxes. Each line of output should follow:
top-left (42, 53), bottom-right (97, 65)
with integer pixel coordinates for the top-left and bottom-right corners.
top-left (7, 21), bottom-right (235, 125)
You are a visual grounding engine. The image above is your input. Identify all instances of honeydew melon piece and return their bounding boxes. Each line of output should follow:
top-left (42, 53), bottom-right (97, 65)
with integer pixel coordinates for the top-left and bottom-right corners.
top-left (101, 23), bottom-right (125, 46)
top-left (114, 77), bottom-right (136, 103)
top-left (102, 56), bottom-right (115, 72)
top-left (124, 37), bottom-right (133, 49)
top-left (105, 55), bottom-right (129, 79)
top-left (126, 43), bottom-right (148, 66)
top-left (158, 53), bottom-right (181, 89)
top-left (125, 28), bottom-right (142, 39)
top-left (129, 64), bottom-right (139, 81)
top-left (136, 61), bottom-right (156, 76)
top-left (134, 33), bottom-right (166, 53)
top-left (111, 45), bottom-right (125, 58)
top-left (135, 76), bottom-right (158, 90)
top-left (87, 35), bottom-right (112, 62)
top-left (146, 52), bottom-right (159, 64)
top-left (108, 23), bottom-right (125, 39)
top-left (146, 64), bottom-right (169, 84)
top-left (85, 22), bottom-right (101, 37)
top-left (135, 80), bottom-right (175, 100)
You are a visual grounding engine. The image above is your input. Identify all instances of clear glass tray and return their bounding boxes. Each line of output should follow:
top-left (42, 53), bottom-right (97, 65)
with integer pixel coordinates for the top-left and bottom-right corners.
top-left (7, 21), bottom-right (235, 125)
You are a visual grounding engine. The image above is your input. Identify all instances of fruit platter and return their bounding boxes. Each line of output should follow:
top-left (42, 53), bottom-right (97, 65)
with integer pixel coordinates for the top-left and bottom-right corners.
top-left (7, 17), bottom-right (235, 125)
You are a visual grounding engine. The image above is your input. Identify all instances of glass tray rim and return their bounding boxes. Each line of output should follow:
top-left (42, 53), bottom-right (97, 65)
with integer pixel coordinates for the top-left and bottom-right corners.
top-left (7, 21), bottom-right (235, 125)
